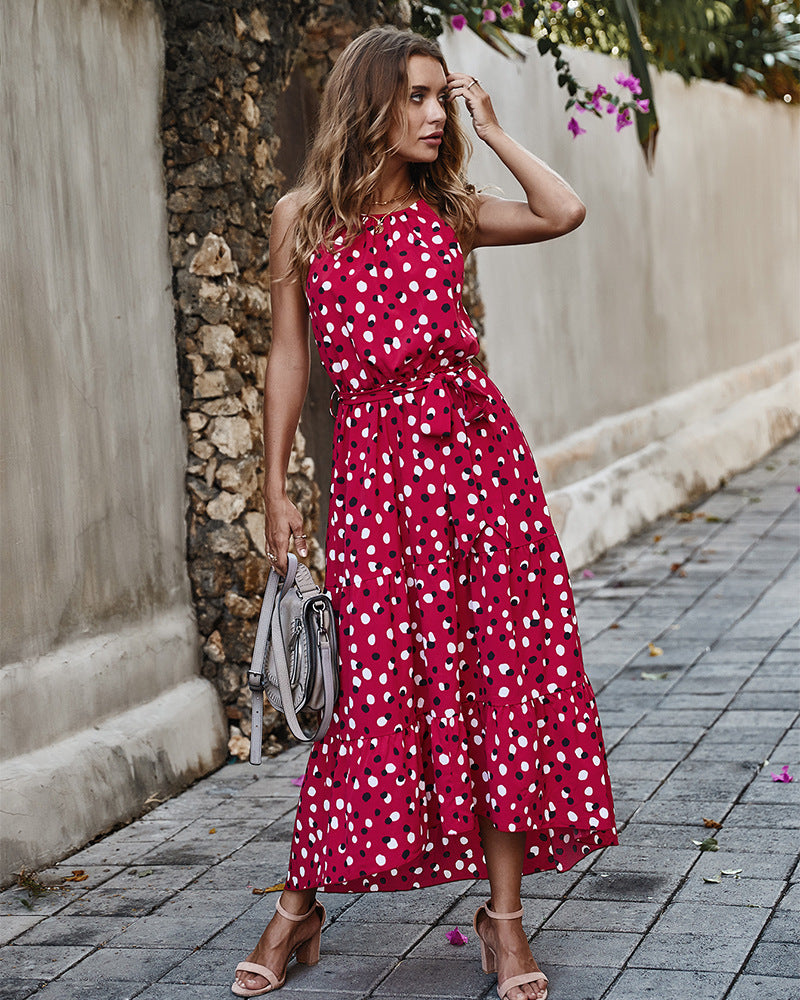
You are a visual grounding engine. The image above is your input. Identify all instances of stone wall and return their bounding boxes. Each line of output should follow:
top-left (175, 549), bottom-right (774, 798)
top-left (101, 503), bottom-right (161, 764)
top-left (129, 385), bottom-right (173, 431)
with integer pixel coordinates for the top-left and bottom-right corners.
top-left (162, 0), bottom-right (425, 749)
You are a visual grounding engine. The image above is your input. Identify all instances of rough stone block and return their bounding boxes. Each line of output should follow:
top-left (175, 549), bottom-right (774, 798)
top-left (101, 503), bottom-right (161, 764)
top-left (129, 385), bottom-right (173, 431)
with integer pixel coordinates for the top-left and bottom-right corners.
top-left (627, 930), bottom-right (756, 971)
top-left (371, 956), bottom-right (491, 998)
top-left (604, 968), bottom-right (734, 999)
top-left (726, 975), bottom-right (800, 1000)
top-left (543, 899), bottom-right (661, 933)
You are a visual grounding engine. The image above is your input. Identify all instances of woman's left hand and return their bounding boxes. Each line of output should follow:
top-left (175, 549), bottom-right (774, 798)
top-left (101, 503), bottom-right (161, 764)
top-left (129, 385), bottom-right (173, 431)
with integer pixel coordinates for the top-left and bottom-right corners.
top-left (447, 73), bottom-right (501, 143)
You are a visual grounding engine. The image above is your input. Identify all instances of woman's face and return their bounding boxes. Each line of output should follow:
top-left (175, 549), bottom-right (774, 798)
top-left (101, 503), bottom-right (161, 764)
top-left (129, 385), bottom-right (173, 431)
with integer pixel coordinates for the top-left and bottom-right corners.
top-left (387, 54), bottom-right (448, 164)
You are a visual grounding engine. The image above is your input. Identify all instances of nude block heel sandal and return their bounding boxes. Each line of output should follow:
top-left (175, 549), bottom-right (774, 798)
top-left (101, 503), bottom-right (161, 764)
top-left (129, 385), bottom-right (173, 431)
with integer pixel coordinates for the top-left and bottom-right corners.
top-left (231, 899), bottom-right (326, 997)
top-left (473, 901), bottom-right (549, 1000)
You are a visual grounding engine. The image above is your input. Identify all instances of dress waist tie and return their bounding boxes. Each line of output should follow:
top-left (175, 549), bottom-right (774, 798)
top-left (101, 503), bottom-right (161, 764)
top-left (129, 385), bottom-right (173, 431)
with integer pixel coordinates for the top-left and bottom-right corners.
top-left (330, 362), bottom-right (495, 438)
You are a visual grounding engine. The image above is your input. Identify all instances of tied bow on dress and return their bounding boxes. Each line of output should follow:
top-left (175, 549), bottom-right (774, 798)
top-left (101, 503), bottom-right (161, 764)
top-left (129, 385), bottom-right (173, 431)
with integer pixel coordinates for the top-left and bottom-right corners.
top-left (332, 362), bottom-right (496, 438)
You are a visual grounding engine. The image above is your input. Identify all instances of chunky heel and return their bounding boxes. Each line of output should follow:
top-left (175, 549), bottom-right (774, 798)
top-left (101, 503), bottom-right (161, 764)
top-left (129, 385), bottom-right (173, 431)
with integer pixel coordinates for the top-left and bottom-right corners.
top-left (472, 904), bottom-right (497, 972)
top-left (478, 938), bottom-right (496, 974)
top-left (295, 925), bottom-right (322, 965)
top-left (473, 902), bottom-right (500, 972)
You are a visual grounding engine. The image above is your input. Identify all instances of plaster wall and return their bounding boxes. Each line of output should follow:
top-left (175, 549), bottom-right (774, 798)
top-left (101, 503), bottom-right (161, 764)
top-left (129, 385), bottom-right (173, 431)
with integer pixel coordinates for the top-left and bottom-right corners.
top-left (0, 0), bottom-right (226, 882)
top-left (442, 32), bottom-right (800, 564)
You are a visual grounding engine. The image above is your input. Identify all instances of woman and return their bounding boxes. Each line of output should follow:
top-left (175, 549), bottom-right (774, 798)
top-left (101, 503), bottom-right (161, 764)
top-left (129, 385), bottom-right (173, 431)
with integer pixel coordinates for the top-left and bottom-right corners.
top-left (233, 25), bottom-right (617, 1000)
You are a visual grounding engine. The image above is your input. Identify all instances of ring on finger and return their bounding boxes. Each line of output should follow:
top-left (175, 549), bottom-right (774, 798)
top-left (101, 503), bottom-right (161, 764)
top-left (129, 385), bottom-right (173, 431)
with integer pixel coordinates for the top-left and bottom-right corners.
top-left (467, 78), bottom-right (479, 89)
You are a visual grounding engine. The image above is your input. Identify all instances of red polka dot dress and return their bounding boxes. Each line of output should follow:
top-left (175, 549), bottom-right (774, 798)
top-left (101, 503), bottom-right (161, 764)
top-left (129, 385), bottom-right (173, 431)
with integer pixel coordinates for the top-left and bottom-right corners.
top-left (285, 199), bottom-right (617, 893)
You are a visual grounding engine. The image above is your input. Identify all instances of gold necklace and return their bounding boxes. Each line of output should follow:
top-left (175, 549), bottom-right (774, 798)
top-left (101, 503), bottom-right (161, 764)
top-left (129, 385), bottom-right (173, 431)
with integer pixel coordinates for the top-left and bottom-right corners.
top-left (372, 183), bottom-right (415, 207)
top-left (363, 187), bottom-right (417, 234)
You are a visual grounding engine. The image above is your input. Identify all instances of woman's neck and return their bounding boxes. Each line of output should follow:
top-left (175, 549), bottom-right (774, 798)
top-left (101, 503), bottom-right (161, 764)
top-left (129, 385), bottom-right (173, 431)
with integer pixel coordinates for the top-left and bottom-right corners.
top-left (371, 166), bottom-right (414, 209)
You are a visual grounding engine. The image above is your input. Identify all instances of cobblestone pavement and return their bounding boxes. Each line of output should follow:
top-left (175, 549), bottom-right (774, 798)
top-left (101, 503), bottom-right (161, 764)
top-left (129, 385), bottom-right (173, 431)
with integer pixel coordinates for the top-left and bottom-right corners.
top-left (2, 437), bottom-right (798, 1000)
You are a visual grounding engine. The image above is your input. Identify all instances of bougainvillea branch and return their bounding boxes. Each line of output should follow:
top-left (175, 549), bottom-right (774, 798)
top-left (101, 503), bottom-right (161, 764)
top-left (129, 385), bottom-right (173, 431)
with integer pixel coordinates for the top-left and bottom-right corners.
top-left (405, 1), bottom-right (659, 166)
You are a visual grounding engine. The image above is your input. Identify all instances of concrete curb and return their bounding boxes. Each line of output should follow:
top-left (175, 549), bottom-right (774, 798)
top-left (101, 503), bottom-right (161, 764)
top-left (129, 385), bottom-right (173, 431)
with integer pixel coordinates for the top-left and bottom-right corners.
top-left (548, 358), bottom-right (800, 569)
top-left (0, 677), bottom-right (228, 884)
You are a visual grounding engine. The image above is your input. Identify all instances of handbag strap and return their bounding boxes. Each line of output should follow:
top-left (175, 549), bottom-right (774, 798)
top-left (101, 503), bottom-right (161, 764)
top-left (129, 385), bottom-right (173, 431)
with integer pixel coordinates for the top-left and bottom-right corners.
top-left (248, 554), bottom-right (299, 764)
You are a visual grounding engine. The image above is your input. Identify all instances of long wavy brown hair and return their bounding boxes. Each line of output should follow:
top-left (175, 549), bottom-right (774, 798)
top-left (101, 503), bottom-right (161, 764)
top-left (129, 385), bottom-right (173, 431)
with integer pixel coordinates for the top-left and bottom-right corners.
top-left (286, 26), bottom-right (477, 281)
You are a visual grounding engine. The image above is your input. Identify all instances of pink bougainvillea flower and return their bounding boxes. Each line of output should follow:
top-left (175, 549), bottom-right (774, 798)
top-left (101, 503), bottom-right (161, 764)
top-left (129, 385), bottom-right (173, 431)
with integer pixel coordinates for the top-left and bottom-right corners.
top-left (606, 101), bottom-right (616, 114)
top-left (451, 14), bottom-right (467, 30)
top-left (501, 2), bottom-right (515, 16)
top-left (446, 927), bottom-right (469, 945)
top-left (771, 765), bottom-right (794, 782)
top-left (482, 8), bottom-right (497, 22)
top-left (567, 117), bottom-right (586, 137)
top-left (589, 84), bottom-right (608, 110)
top-left (550, 1), bottom-right (564, 9)
top-left (614, 73), bottom-right (642, 95)
top-left (290, 776), bottom-right (304, 787)
top-left (635, 97), bottom-right (651, 113)
top-left (615, 108), bottom-right (632, 132)
top-left (795, 485), bottom-right (800, 492)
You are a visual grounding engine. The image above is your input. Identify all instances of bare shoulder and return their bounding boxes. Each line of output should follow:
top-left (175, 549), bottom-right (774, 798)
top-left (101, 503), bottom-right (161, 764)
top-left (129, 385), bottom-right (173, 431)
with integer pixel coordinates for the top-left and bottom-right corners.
top-left (271, 191), bottom-right (303, 237)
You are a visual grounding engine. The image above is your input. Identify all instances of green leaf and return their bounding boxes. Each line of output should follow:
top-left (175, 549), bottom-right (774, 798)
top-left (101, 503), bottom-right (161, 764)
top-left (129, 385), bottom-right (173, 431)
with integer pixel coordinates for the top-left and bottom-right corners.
top-left (537, 35), bottom-right (551, 55)
top-left (474, 20), bottom-right (525, 59)
top-left (692, 836), bottom-right (720, 852)
top-left (611, 0), bottom-right (659, 168)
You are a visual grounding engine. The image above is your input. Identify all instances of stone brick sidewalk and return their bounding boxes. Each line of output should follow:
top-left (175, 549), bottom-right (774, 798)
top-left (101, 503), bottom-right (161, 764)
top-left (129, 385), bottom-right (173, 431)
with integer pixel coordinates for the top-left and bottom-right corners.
top-left (2, 437), bottom-right (798, 1000)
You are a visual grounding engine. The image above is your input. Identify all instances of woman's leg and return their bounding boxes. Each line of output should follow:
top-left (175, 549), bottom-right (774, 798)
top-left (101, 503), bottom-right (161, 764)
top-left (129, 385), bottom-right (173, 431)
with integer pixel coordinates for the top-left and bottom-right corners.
top-left (477, 817), bottom-right (547, 1000)
top-left (233, 886), bottom-right (320, 992)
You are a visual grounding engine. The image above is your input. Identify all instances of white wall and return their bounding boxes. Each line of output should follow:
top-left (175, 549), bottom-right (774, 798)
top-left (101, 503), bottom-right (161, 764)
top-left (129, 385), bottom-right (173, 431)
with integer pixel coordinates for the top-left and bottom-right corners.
top-left (442, 32), bottom-right (800, 564)
top-left (0, 0), bottom-right (226, 883)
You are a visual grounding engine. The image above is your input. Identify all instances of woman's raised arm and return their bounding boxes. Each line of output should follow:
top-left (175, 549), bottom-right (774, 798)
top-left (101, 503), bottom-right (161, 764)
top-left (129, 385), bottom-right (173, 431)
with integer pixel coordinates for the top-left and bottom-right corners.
top-left (262, 193), bottom-right (311, 573)
top-left (447, 72), bottom-right (586, 250)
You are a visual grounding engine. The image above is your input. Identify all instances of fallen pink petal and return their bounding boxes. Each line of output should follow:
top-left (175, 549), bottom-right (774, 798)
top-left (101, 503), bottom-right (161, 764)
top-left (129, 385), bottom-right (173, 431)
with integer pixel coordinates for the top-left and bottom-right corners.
top-left (446, 926), bottom-right (469, 945)
top-left (451, 14), bottom-right (467, 30)
top-left (582, 569), bottom-right (595, 578)
top-left (290, 776), bottom-right (304, 787)
top-left (771, 765), bottom-right (794, 783)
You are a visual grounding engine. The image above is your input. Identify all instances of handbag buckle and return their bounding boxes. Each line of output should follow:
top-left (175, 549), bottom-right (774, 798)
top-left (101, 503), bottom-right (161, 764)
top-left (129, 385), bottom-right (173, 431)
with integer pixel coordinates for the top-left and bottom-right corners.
top-left (247, 669), bottom-right (264, 692)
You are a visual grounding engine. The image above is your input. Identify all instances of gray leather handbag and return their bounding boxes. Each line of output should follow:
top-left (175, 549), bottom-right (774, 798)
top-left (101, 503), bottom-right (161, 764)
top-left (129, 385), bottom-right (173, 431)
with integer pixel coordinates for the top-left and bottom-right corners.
top-left (247, 553), bottom-right (339, 762)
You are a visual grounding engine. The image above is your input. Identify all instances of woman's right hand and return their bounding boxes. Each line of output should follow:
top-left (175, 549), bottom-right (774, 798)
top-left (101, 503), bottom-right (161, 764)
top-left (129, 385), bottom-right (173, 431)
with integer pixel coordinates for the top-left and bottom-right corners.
top-left (264, 491), bottom-right (308, 576)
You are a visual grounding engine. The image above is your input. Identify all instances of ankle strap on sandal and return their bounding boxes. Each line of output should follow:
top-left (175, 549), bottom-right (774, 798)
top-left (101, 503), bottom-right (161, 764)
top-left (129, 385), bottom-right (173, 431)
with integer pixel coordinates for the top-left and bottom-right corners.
top-left (485, 902), bottom-right (524, 920)
top-left (276, 898), bottom-right (317, 922)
